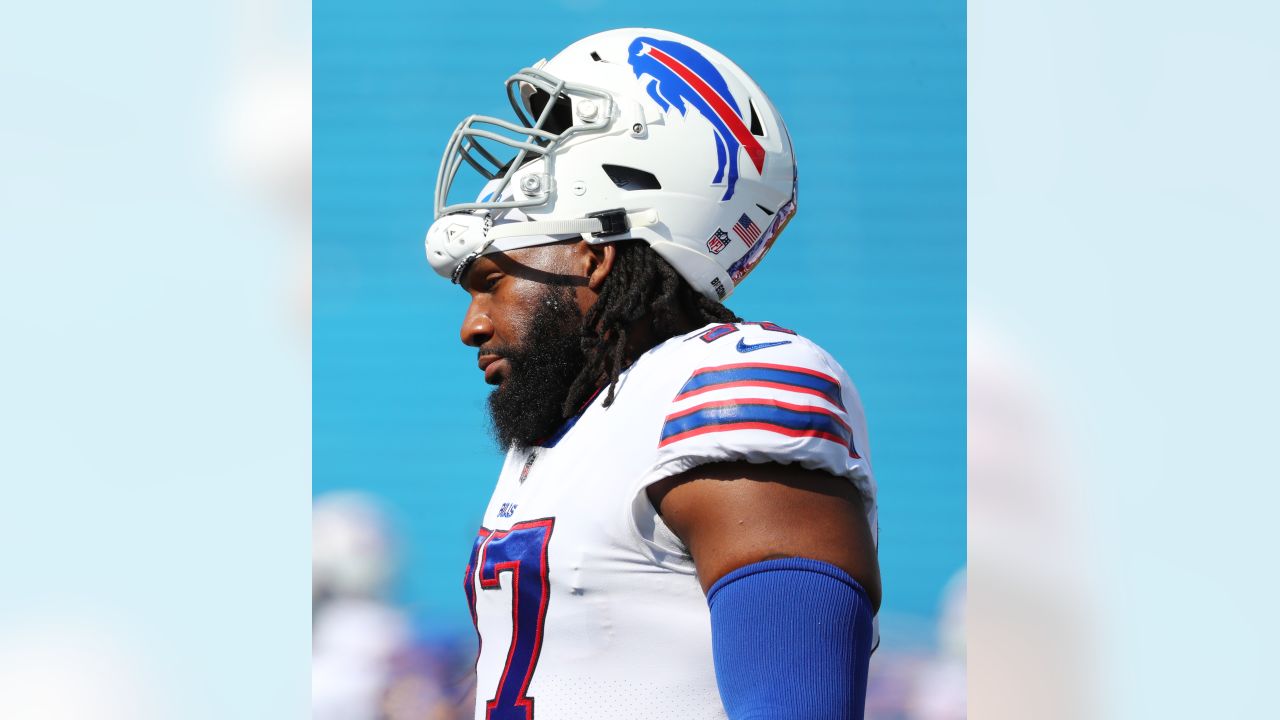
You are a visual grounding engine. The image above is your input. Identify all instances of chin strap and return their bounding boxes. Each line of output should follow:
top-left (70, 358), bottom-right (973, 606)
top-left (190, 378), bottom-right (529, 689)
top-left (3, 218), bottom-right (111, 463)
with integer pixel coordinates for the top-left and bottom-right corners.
top-left (485, 207), bottom-right (659, 241)
top-left (452, 207), bottom-right (661, 285)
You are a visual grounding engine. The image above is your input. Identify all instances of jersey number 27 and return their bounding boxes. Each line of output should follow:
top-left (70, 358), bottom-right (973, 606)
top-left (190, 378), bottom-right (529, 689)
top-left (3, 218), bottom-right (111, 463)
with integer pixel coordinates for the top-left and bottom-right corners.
top-left (464, 518), bottom-right (555, 720)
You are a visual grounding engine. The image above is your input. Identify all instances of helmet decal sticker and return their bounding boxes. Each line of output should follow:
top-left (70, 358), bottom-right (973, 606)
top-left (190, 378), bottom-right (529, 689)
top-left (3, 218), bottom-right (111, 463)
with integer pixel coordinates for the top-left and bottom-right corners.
top-left (628, 36), bottom-right (765, 201)
top-left (705, 228), bottom-right (730, 254)
top-left (727, 175), bottom-right (797, 283)
top-left (731, 212), bottom-right (762, 247)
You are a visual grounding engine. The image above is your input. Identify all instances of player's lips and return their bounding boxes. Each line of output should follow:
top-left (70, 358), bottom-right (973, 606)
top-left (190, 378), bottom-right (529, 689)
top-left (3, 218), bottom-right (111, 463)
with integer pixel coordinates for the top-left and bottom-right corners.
top-left (478, 355), bottom-right (509, 385)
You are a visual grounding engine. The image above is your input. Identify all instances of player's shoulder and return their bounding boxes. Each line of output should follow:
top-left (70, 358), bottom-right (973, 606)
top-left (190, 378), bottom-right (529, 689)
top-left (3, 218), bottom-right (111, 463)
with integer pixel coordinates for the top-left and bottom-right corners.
top-left (640, 320), bottom-right (851, 400)
top-left (643, 321), bottom-right (866, 466)
top-left (650, 321), bottom-right (842, 372)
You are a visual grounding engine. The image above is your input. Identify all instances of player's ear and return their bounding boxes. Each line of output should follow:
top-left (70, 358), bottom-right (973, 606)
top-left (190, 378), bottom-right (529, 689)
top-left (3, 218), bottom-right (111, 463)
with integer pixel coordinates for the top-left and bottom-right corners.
top-left (581, 241), bottom-right (617, 292)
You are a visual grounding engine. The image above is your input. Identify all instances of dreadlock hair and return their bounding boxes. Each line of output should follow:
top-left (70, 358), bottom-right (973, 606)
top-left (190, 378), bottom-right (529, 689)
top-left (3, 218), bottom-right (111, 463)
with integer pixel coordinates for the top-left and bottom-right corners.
top-left (561, 241), bottom-right (741, 416)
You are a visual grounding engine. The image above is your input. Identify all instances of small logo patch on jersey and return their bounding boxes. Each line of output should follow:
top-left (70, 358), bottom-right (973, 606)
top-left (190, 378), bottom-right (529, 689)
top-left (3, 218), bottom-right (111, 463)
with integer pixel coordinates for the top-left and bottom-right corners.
top-left (498, 502), bottom-right (518, 518)
top-left (518, 451), bottom-right (538, 483)
top-left (736, 338), bottom-right (792, 353)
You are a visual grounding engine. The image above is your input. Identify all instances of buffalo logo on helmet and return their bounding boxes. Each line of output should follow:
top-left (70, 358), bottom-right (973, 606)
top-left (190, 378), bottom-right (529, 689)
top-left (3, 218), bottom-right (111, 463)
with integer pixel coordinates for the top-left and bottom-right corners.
top-left (627, 36), bottom-right (766, 201)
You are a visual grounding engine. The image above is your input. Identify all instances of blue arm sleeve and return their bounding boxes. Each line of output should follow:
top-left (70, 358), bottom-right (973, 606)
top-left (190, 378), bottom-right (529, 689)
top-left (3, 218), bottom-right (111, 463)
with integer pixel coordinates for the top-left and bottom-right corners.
top-left (707, 557), bottom-right (874, 720)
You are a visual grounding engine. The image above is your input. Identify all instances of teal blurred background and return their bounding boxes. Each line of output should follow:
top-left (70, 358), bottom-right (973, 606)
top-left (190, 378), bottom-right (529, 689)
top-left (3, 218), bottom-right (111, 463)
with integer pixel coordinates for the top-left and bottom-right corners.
top-left (315, 0), bottom-right (964, 640)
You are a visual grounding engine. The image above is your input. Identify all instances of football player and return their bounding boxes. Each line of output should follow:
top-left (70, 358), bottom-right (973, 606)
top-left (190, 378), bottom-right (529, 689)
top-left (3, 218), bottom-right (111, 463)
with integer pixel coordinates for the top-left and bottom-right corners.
top-left (424, 28), bottom-right (880, 720)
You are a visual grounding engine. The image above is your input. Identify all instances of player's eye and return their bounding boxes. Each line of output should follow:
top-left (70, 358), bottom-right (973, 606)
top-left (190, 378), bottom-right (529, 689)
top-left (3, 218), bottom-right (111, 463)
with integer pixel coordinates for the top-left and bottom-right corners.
top-left (483, 273), bottom-right (503, 292)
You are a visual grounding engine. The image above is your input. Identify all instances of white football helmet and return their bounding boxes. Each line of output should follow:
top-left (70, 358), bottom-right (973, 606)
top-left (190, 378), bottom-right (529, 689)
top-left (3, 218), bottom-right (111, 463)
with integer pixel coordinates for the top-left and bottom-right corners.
top-left (424, 28), bottom-right (797, 301)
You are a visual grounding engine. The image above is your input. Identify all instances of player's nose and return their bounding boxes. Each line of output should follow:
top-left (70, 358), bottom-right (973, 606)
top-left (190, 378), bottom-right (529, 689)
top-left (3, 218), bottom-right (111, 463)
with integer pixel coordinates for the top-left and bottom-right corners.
top-left (460, 301), bottom-right (494, 348)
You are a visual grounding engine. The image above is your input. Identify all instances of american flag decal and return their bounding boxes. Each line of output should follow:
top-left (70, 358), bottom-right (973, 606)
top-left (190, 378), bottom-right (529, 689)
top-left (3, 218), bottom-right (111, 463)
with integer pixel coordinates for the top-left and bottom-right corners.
top-left (732, 213), bottom-right (762, 247)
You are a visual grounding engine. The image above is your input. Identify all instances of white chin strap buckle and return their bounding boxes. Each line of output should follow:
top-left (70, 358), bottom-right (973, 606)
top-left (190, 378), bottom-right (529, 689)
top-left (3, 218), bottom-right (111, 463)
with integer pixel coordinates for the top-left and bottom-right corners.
top-left (424, 211), bottom-right (492, 281)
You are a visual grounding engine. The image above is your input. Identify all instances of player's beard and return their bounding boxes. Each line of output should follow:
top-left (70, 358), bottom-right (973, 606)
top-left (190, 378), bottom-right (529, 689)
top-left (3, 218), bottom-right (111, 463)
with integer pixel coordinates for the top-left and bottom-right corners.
top-left (485, 285), bottom-right (586, 452)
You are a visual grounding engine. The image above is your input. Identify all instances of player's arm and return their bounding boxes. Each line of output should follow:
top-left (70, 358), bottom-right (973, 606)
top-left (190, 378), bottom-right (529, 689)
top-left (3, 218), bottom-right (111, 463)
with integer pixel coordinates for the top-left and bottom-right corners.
top-left (649, 461), bottom-right (880, 720)
top-left (648, 461), bottom-right (880, 601)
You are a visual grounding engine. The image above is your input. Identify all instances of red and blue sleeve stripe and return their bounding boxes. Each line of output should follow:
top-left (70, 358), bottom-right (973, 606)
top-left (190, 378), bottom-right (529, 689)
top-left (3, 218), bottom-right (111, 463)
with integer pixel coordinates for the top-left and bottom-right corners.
top-left (674, 363), bottom-right (846, 411)
top-left (659, 398), bottom-right (860, 458)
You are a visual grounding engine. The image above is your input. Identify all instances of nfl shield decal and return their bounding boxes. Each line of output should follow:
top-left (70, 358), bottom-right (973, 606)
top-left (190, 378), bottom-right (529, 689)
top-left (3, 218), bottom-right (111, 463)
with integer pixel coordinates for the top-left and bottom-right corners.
top-left (706, 228), bottom-right (730, 254)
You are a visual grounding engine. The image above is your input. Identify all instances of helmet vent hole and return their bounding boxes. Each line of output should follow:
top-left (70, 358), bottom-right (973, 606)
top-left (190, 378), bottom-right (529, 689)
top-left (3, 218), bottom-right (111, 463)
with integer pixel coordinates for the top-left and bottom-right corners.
top-left (755, 203), bottom-right (775, 216)
top-left (748, 98), bottom-right (765, 137)
top-left (602, 164), bottom-right (662, 190)
top-left (590, 51), bottom-right (603, 62)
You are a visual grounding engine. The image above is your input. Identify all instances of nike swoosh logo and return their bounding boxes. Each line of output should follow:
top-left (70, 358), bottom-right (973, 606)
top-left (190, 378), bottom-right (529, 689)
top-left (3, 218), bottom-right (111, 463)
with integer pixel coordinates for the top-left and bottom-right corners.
top-left (736, 339), bottom-right (793, 353)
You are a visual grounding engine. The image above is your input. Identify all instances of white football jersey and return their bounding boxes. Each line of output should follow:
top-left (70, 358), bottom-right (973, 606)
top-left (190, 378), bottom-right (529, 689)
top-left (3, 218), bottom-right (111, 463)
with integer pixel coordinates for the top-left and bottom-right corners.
top-left (464, 321), bottom-right (877, 720)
